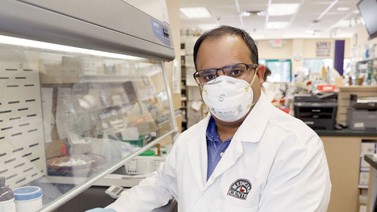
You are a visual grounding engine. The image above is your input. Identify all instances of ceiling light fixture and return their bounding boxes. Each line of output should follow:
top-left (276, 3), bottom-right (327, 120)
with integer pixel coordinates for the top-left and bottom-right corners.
top-left (266, 22), bottom-right (290, 29)
top-left (337, 7), bottom-right (350, 11)
top-left (305, 30), bottom-right (316, 34)
top-left (241, 10), bottom-right (266, 17)
top-left (241, 11), bottom-right (251, 17)
top-left (257, 11), bottom-right (267, 17)
top-left (180, 7), bottom-right (211, 19)
top-left (268, 4), bottom-right (299, 16)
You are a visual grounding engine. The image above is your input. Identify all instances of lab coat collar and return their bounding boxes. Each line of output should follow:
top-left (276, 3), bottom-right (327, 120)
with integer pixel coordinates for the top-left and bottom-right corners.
top-left (232, 92), bottom-right (271, 143)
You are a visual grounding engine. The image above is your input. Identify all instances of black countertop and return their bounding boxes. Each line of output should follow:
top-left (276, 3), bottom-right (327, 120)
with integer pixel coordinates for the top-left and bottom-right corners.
top-left (315, 129), bottom-right (377, 137)
top-left (57, 186), bottom-right (177, 212)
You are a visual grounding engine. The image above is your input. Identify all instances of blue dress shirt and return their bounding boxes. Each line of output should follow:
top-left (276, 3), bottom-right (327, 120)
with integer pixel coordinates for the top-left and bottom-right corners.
top-left (206, 117), bottom-right (232, 180)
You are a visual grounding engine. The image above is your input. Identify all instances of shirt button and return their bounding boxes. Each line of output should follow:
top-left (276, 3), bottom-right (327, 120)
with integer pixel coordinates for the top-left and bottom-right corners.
top-left (220, 152), bottom-right (224, 157)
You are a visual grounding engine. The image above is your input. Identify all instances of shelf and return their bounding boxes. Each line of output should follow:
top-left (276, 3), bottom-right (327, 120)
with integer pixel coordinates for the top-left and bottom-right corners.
top-left (358, 185), bottom-right (368, 189)
top-left (357, 58), bottom-right (377, 62)
top-left (79, 74), bottom-right (143, 83)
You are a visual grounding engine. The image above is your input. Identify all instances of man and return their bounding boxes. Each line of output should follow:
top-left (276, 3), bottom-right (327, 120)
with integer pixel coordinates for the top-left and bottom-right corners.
top-left (90, 25), bottom-right (331, 212)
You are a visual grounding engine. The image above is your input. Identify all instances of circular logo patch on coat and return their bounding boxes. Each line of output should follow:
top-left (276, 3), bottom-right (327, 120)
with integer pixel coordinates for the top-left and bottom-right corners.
top-left (227, 178), bottom-right (252, 200)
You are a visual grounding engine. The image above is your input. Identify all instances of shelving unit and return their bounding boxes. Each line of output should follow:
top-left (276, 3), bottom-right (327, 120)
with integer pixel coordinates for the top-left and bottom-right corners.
top-left (355, 57), bottom-right (377, 85)
top-left (180, 42), bottom-right (188, 131)
top-left (179, 36), bottom-right (208, 131)
top-left (359, 140), bottom-right (377, 210)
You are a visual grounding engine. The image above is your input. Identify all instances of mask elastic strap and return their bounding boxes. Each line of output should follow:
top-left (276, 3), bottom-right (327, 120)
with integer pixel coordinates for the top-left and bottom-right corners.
top-left (248, 67), bottom-right (259, 87)
top-left (247, 67), bottom-right (260, 108)
top-left (199, 84), bottom-right (205, 92)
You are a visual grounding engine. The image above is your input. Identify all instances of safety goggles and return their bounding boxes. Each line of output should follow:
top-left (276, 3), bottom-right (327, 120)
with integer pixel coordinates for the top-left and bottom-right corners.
top-left (193, 63), bottom-right (258, 85)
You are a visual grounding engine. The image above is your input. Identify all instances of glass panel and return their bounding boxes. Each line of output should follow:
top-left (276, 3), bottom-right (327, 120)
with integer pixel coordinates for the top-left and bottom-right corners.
top-left (0, 42), bottom-right (174, 209)
top-left (259, 59), bottom-right (292, 82)
top-left (302, 58), bottom-right (333, 73)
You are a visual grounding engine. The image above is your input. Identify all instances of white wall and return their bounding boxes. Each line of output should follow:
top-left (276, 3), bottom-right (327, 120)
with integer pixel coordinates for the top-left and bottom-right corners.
top-left (256, 38), bottom-right (351, 75)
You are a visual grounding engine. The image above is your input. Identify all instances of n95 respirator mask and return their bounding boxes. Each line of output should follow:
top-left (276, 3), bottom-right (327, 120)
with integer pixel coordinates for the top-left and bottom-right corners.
top-left (202, 72), bottom-right (257, 122)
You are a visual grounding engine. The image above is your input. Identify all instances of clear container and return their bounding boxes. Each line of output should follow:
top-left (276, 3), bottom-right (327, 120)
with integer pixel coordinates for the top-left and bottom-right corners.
top-left (0, 177), bottom-right (16, 212)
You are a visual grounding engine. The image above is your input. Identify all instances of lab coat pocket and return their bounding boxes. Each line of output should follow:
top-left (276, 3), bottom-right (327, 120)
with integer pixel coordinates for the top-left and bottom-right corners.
top-left (214, 199), bottom-right (258, 212)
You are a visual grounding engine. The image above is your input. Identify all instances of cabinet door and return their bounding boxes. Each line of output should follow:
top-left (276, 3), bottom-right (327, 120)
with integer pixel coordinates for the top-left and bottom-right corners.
top-left (321, 136), bottom-right (361, 212)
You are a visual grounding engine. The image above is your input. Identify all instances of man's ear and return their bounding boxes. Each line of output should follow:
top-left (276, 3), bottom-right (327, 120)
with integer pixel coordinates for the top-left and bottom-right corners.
top-left (256, 65), bottom-right (266, 81)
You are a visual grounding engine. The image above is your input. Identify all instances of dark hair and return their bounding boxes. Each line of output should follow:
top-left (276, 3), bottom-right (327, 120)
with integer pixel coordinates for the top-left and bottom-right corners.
top-left (193, 25), bottom-right (259, 70)
top-left (264, 67), bottom-right (272, 81)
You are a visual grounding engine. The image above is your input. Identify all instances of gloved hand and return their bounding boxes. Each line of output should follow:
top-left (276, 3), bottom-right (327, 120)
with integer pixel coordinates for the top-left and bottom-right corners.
top-left (85, 208), bottom-right (116, 212)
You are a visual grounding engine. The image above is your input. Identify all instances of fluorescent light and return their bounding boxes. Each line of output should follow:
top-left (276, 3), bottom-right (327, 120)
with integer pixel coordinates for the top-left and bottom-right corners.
top-left (266, 22), bottom-right (290, 29)
top-left (337, 7), bottom-right (350, 11)
top-left (257, 11), bottom-right (267, 17)
top-left (241, 10), bottom-right (267, 17)
top-left (305, 30), bottom-right (316, 34)
top-left (0, 35), bottom-right (142, 60)
top-left (268, 4), bottom-right (299, 16)
top-left (180, 7), bottom-right (211, 19)
top-left (241, 11), bottom-right (251, 17)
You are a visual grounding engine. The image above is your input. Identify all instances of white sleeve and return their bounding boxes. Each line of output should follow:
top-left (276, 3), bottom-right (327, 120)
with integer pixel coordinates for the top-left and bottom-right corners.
top-left (105, 144), bottom-right (179, 212)
top-left (258, 135), bottom-right (332, 212)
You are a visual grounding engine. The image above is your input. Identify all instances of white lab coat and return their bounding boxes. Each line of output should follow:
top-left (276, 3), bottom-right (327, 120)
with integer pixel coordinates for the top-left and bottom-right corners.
top-left (107, 93), bottom-right (332, 212)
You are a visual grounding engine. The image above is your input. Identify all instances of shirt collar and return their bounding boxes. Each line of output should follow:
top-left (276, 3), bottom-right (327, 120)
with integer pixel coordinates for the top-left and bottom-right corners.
top-left (206, 117), bottom-right (232, 144)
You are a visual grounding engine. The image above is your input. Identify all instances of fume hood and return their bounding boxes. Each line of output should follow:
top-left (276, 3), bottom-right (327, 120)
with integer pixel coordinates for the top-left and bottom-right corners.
top-left (0, 0), bottom-right (178, 211)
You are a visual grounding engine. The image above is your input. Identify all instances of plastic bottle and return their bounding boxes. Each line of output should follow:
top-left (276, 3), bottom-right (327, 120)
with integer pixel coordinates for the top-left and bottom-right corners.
top-left (326, 66), bottom-right (331, 84)
top-left (0, 177), bottom-right (16, 212)
top-left (321, 66), bottom-right (327, 82)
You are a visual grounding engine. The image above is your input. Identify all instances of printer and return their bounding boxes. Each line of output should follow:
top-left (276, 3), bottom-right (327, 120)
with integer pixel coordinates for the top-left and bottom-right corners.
top-left (293, 92), bottom-right (338, 130)
top-left (348, 94), bottom-right (377, 130)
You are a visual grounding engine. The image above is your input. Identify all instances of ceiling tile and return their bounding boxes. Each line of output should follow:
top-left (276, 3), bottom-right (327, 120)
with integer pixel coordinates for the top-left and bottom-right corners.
top-left (180, 0), bottom-right (363, 38)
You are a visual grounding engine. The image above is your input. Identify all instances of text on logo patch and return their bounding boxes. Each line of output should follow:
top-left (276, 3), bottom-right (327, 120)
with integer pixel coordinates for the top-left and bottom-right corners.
top-left (227, 178), bottom-right (252, 200)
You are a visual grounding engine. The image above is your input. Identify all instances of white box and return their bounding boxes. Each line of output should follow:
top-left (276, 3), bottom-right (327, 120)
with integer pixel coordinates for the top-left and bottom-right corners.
top-left (359, 204), bottom-right (367, 212)
top-left (360, 156), bottom-right (371, 171)
top-left (359, 171), bottom-right (370, 186)
top-left (361, 142), bottom-right (376, 155)
top-left (359, 188), bottom-right (368, 205)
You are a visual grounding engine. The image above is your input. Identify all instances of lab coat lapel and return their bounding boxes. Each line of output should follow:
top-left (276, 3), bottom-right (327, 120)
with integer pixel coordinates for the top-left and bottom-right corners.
top-left (206, 93), bottom-right (271, 186)
top-left (206, 138), bottom-right (243, 186)
top-left (187, 115), bottom-right (211, 190)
